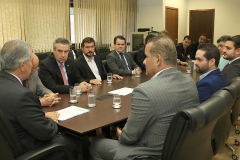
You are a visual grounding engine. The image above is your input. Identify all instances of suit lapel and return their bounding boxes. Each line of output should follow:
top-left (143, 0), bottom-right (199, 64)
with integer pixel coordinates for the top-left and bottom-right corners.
top-left (94, 56), bottom-right (103, 76)
top-left (49, 55), bottom-right (65, 83)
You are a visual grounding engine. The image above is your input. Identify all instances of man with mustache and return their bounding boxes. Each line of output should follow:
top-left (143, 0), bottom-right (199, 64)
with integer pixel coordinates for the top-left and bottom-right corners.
top-left (75, 37), bottom-right (122, 85)
top-left (195, 43), bottom-right (227, 103)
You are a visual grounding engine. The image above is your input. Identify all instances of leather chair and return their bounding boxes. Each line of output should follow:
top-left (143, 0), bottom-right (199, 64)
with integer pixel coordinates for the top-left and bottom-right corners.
top-left (128, 51), bottom-right (138, 63)
top-left (102, 60), bottom-right (108, 73)
top-left (35, 52), bottom-right (48, 65)
top-left (162, 95), bottom-right (228, 160)
top-left (223, 77), bottom-right (240, 159)
top-left (99, 51), bottom-right (110, 61)
top-left (211, 89), bottom-right (235, 157)
top-left (96, 46), bottom-right (110, 54)
top-left (0, 109), bottom-right (76, 160)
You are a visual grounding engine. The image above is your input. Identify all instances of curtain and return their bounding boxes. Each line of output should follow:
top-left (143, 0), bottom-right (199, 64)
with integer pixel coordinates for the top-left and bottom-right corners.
top-left (0, 0), bottom-right (70, 53)
top-left (73, 0), bottom-right (137, 50)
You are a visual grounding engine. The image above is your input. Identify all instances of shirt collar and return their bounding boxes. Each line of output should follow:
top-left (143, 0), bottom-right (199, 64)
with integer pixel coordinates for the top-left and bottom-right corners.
top-left (151, 67), bottom-right (174, 79)
top-left (8, 72), bottom-right (23, 84)
top-left (229, 57), bottom-right (240, 64)
top-left (83, 54), bottom-right (94, 62)
top-left (199, 69), bottom-right (218, 80)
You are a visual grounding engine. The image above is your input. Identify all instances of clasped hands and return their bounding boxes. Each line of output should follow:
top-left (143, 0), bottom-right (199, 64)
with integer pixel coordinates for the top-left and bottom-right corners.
top-left (40, 92), bottom-right (61, 107)
top-left (89, 75), bottom-right (123, 85)
top-left (133, 67), bottom-right (142, 75)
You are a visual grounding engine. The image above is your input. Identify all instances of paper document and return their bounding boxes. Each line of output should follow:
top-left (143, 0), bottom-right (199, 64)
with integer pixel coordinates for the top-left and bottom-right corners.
top-left (108, 87), bottom-right (134, 96)
top-left (57, 106), bottom-right (89, 121)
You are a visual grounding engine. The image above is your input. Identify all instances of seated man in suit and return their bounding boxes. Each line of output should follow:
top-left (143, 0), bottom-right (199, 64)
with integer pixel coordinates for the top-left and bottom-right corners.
top-left (90, 36), bottom-right (199, 160)
top-left (75, 37), bottom-right (123, 85)
top-left (195, 43), bottom-right (227, 103)
top-left (217, 35), bottom-right (230, 71)
top-left (39, 37), bottom-right (92, 94)
top-left (28, 53), bottom-right (60, 107)
top-left (0, 40), bottom-right (82, 159)
top-left (107, 35), bottom-right (141, 76)
top-left (189, 33), bottom-right (207, 60)
top-left (176, 35), bottom-right (191, 63)
top-left (222, 35), bottom-right (240, 84)
top-left (135, 34), bottom-right (156, 70)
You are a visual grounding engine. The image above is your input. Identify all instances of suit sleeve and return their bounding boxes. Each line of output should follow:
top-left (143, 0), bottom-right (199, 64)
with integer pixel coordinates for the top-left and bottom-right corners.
top-left (196, 82), bottom-right (214, 103)
top-left (136, 48), bottom-right (146, 70)
top-left (16, 91), bottom-right (58, 141)
top-left (106, 53), bottom-right (132, 75)
top-left (36, 72), bottom-right (53, 97)
top-left (119, 87), bottom-right (156, 145)
top-left (39, 62), bottom-right (71, 94)
top-left (223, 64), bottom-right (240, 84)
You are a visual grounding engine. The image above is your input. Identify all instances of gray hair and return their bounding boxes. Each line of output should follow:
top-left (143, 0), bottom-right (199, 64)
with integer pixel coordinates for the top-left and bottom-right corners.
top-left (148, 36), bottom-right (177, 65)
top-left (53, 38), bottom-right (70, 49)
top-left (0, 40), bottom-right (32, 71)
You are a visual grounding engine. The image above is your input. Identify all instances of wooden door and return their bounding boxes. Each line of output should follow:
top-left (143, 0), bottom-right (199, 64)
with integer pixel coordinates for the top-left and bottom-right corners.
top-left (165, 6), bottom-right (178, 45)
top-left (189, 9), bottom-right (215, 43)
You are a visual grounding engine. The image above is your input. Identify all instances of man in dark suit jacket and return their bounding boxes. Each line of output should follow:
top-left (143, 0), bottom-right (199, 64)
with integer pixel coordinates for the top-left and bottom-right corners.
top-left (90, 36), bottom-right (199, 160)
top-left (0, 40), bottom-right (81, 159)
top-left (176, 35), bottom-right (191, 62)
top-left (195, 43), bottom-right (227, 103)
top-left (75, 37), bottom-right (122, 85)
top-left (189, 34), bottom-right (207, 60)
top-left (107, 35), bottom-right (141, 76)
top-left (222, 35), bottom-right (240, 84)
top-left (135, 34), bottom-right (156, 70)
top-left (39, 37), bottom-right (92, 94)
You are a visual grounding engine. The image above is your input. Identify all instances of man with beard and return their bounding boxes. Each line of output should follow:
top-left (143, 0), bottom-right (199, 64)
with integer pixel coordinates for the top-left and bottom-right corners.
top-left (195, 43), bottom-right (227, 103)
top-left (222, 35), bottom-right (240, 84)
top-left (75, 37), bottom-right (123, 85)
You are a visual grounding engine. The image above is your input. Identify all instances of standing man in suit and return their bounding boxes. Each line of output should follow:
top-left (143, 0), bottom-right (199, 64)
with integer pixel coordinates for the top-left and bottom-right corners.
top-left (189, 34), bottom-right (207, 60)
top-left (176, 35), bottom-right (191, 62)
top-left (107, 35), bottom-right (141, 76)
top-left (90, 36), bottom-right (199, 160)
top-left (0, 40), bottom-right (82, 159)
top-left (222, 35), bottom-right (240, 84)
top-left (75, 37), bottom-right (123, 85)
top-left (217, 35), bottom-right (230, 71)
top-left (135, 34), bottom-right (156, 70)
top-left (39, 37), bottom-right (92, 94)
top-left (195, 43), bottom-right (227, 103)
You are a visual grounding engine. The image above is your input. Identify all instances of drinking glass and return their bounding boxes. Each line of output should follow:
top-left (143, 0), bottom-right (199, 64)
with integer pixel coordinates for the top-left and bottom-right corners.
top-left (107, 73), bottom-right (113, 83)
top-left (74, 83), bottom-right (81, 95)
top-left (88, 91), bottom-right (96, 107)
top-left (69, 88), bottom-right (77, 103)
top-left (135, 69), bottom-right (141, 78)
top-left (113, 94), bottom-right (121, 109)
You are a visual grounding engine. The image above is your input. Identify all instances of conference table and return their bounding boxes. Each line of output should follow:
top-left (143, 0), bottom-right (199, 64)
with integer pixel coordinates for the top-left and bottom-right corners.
top-left (42, 64), bottom-right (200, 159)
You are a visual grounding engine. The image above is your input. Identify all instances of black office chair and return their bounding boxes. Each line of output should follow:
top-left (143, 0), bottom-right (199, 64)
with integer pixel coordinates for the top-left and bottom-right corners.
top-left (74, 49), bottom-right (83, 57)
top-left (99, 51), bottom-right (110, 61)
top-left (35, 52), bottom-right (48, 65)
top-left (128, 51), bottom-right (138, 63)
top-left (0, 109), bottom-right (76, 160)
top-left (211, 89), bottom-right (236, 158)
top-left (102, 60), bottom-right (109, 73)
top-left (96, 46), bottom-right (110, 54)
top-left (162, 95), bottom-right (228, 160)
top-left (223, 77), bottom-right (240, 159)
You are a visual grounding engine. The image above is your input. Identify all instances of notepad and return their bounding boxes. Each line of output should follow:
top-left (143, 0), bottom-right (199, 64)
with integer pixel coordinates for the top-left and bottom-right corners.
top-left (57, 106), bottom-right (90, 121)
top-left (108, 87), bottom-right (134, 96)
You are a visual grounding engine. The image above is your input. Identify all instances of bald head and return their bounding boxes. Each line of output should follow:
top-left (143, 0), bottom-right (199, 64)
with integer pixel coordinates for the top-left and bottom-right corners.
top-left (30, 53), bottom-right (39, 74)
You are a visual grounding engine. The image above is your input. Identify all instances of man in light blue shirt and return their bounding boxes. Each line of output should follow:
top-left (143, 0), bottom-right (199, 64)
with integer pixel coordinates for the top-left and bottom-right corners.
top-left (217, 35), bottom-right (230, 71)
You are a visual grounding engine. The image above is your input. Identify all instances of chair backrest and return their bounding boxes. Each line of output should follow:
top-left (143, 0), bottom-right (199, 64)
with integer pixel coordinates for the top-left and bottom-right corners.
top-left (128, 51), bottom-right (138, 62)
top-left (211, 89), bottom-right (234, 155)
top-left (224, 77), bottom-right (240, 124)
top-left (99, 51), bottom-right (110, 61)
top-left (74, 49), bottom-right (83, 57)
top-left (102, 60), bottom-right (108, 73)
top-left (96, 46), bottom-right (110, 54)
top-left (0, 109), bottom-right (25, 159)
top-left (162, 96), bottom-right (227, 160)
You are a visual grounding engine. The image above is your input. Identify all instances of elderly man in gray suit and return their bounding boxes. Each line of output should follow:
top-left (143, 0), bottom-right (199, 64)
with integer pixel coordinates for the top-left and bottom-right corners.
top-left (90, 36), bottom-right (199, 160)
top-left (107, 35), bottom-right (141, 76)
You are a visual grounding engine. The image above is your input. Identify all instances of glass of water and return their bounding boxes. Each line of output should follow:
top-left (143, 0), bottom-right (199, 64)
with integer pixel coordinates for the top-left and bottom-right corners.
top-left (107, 73), bottom-right (113, 83)
top-left (113, 94), bottom-right (121, 109)
top-left (69, 88), bottom-right (77, 103)
top-left (74, 83), bottom-right (81, 95)
top-left (88, 91), bottom-right (96, 107)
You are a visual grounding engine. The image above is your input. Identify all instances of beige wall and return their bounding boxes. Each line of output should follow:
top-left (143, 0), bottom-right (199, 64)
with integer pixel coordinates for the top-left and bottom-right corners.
top-left (137, 0), bottom-right (240, 44)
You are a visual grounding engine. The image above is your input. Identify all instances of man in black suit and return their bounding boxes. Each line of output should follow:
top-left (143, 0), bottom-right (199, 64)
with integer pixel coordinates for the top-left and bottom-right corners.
top-left (75, 37), bottom-right (122, 85)
top-left (136, 34), bottom-right (156, 70)
top-left (39, 37), bottom-right (92, 94)
top-left (176, 35), bottom-right (191, 62)
top-left (189, 34), bottom-right (207, 60)
top-left (222, 35), bottom-right (240, 84)
top-left (107, 35), bottom-right (141, 75)
top-left (0, 40), bottom-right (82, 159)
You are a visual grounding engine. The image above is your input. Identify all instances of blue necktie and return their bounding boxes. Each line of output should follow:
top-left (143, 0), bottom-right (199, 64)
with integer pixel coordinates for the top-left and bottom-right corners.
top-left (119, 53), bottom-right (128, 70)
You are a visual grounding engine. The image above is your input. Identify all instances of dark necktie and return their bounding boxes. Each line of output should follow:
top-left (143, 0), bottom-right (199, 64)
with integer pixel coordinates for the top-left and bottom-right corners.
top-left (22, 79), bottom-right (29, 88)
top-left (119, 53), bottom-right (128, 70)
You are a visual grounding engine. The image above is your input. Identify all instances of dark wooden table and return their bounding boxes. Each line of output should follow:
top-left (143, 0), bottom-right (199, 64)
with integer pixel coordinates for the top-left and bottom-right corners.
top-left (43, 65), bottom-right (200, 134)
